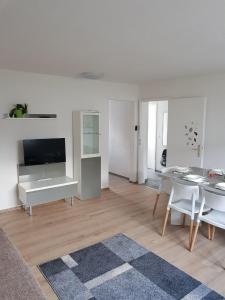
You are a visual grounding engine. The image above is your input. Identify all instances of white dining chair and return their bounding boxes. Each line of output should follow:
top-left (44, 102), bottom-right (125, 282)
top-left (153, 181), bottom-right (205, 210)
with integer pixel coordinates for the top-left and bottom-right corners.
top-left (152, 167), bottom-right (172, 216)
top-left (190, 188), bottom-right (225, 252)
top-left (161, 179), bottom-right (207, 249)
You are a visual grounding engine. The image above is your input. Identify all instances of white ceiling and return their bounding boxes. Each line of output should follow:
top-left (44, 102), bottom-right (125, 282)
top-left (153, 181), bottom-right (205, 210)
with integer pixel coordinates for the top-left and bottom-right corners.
top-left (0, 0), bottom-right (225, 83)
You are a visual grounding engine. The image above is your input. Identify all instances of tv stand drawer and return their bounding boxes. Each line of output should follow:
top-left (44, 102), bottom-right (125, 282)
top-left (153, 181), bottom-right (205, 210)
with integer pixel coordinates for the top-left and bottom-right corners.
top-left (26, 183), bottom-right (77, 206)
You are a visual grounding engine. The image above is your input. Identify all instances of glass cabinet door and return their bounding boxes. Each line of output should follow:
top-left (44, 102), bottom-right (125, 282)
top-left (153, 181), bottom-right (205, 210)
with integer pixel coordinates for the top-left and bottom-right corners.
top-left (82, 113), bottom-right (100, 156)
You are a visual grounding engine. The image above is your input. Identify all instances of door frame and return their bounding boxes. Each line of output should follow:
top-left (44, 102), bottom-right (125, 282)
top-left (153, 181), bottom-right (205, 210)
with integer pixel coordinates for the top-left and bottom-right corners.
top-left (147, 102), bottom-right (157, 170)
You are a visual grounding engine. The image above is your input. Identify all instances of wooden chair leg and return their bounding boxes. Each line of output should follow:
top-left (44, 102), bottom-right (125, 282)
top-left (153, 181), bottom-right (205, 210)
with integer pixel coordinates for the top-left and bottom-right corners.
top-left (153, 193), bottom-right (160, 216)
top-left (190, 222), bottom-right (200, 252)
top-left (208, 224), bottom-right (211, 240)
top-left (189, 219), bottom-right (194, 248)
top-left (162, 208), bottom-right (170, 237)
top-left (211, 226), bottom-right (216, 240)
top-left (181, 214), bottom-right (186, 228)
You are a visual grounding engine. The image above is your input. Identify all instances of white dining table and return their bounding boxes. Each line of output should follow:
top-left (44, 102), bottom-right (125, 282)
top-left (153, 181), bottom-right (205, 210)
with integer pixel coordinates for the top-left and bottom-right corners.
top-left (158, 167), bottom-right (225, 225)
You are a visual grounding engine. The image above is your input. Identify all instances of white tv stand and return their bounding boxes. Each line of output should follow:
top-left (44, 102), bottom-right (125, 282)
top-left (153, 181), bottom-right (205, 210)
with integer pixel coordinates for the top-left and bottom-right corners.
top-left (18, 163), bottom-right (78, 216)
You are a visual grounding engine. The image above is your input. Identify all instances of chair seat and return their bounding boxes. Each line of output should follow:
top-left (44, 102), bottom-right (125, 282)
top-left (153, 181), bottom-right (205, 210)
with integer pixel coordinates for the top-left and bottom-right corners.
top-left (170, 199), bottom-right (209, 215)
top-left (201, 210), bottom-right (225, 229)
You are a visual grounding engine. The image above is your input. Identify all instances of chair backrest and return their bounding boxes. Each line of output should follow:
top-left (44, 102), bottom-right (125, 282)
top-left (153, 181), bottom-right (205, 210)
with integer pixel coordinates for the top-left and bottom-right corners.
top-left (170, 179), bottom-right (199, 204)
top-left (158, 167), bottom-right (173, 194)
top-left (203, 188), bottom-right (225, 212)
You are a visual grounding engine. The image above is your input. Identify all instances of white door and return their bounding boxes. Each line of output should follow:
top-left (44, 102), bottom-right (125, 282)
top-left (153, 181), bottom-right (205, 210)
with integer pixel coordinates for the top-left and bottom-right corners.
top-left (167, 97), bottom-right (206, 167)
top-left (109, 99), bottom-right (138, 183)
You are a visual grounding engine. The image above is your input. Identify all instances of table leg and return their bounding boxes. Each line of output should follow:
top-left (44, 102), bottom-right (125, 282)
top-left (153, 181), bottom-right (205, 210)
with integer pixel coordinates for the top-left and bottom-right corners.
top-left (29, 205), bottom-right (32, 216)
top-left (181, 214), bottom-right (186, 228)
top-left (208, 224), bottom-right (211, 240)
top-left (211, 226), bottom-right (216, 240)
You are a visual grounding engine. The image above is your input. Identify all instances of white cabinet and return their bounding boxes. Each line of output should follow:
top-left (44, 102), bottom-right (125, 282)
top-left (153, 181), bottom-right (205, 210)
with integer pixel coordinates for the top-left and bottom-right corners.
top-left (73, 111), bottom-right (101, 200)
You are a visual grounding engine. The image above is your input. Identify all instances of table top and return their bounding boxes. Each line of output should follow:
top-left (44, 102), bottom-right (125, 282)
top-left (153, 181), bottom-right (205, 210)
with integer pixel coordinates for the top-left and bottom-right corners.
top-left (18, 176), bottom-right (78, 193)
top-left (159, 167), bottom-right (225, 196)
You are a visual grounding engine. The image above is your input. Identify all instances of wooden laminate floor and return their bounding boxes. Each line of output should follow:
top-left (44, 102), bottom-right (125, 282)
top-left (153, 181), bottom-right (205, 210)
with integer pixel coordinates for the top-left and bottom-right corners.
top-left (0, 175), bottom-right (225, 299)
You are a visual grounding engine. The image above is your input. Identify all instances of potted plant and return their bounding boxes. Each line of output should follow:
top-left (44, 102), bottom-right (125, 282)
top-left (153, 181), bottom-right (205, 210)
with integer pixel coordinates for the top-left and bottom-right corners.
top-left (9, 104), bottom-right (28, 118)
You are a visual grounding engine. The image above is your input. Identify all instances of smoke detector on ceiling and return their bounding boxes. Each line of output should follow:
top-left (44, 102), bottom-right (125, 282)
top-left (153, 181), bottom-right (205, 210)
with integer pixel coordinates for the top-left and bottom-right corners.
top-left (79, 72), bottom-right (104, 80)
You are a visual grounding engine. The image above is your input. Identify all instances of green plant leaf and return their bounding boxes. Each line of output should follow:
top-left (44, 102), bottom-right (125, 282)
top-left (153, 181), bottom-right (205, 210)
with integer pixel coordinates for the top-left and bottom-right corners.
top-left (9, 108), bottom-right (16, 117)
top-left (9, 103), bottom-right (28, 116)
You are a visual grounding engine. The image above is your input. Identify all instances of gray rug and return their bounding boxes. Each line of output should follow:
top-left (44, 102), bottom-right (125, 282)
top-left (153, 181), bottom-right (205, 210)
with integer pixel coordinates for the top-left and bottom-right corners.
top-left (38, 234), bottom-right (224, 300)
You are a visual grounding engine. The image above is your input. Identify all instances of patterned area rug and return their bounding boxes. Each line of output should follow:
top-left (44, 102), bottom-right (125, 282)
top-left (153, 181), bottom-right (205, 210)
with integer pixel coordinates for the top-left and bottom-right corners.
top-left (38, 234), bottom-right (224, 300)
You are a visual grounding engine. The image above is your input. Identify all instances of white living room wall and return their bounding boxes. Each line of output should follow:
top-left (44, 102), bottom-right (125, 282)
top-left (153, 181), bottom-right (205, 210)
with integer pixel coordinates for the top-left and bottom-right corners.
top-left (140, 74), bottom-right (225, 169)
top-left (0, 69), bottom-right (138, 210)
top-left (109, 100), bottom-right (135, 178)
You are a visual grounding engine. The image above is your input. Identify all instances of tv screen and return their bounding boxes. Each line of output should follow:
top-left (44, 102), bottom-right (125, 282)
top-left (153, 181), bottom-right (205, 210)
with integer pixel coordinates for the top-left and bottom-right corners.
top-left (23, 138), bottom-right (66, 166)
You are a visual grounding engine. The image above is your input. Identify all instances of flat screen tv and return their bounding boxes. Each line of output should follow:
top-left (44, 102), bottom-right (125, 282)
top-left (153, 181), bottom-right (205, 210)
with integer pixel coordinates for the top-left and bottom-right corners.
top-left (23, 138), bottom-right (66, 166)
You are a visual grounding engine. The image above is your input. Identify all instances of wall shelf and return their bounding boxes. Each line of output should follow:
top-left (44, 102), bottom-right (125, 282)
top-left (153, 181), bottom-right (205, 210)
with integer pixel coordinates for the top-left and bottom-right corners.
top-left (0, 113), bottom-right (57, 119)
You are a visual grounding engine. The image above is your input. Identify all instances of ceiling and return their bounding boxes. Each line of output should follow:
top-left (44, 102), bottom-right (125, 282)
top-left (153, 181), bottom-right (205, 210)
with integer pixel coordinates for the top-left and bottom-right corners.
top-left (0, 0), bottom-right (225, 83)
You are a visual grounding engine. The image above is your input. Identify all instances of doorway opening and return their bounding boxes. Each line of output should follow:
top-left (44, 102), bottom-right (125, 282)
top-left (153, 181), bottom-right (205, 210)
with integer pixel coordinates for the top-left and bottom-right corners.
top-left (138, 97), bottom-right (206, 187)
top-left (146, 100), bottom-right (168, 189)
